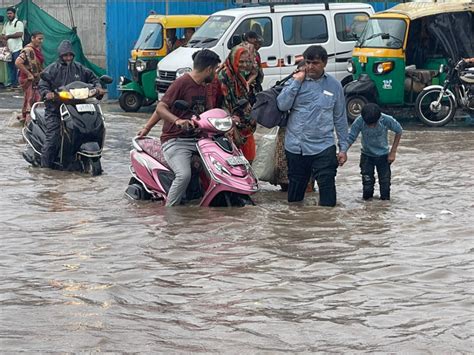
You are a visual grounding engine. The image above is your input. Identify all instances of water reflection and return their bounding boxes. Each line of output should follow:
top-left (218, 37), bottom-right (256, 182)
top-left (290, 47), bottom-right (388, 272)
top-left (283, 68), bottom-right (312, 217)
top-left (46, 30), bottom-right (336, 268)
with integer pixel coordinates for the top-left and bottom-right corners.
top-left (0, 109), bottom-right (472, 352)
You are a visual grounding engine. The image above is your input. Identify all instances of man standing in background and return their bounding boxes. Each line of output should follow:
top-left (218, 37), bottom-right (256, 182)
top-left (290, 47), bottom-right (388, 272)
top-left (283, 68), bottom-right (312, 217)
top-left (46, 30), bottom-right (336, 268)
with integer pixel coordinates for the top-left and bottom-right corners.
top-left (0, 7), bottom-right (24, 88)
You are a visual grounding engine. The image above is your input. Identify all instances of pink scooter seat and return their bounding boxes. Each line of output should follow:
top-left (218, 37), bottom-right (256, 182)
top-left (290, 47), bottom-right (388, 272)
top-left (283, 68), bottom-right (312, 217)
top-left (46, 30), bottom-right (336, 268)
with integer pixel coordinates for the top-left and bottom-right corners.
top-left (137, 138), bottom-right (170, 169)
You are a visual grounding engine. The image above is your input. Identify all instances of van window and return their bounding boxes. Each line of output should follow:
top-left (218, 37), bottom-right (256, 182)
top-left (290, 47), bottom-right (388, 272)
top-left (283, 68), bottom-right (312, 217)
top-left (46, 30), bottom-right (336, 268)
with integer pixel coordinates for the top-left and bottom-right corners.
top-left (334, 13), bottom-right (369, 41)
top-left (282, 15), bottom-right (328, 45)
top-left (227, 17), bottom-right (272, 49)
top-left (189, 15), bottom-right (234, 48)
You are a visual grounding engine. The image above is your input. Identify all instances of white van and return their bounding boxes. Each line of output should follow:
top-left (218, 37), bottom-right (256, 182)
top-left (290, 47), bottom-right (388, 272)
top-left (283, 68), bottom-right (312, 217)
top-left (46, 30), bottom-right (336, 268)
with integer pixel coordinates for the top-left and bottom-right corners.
top-left (155, 2), bottom-right (373, 95)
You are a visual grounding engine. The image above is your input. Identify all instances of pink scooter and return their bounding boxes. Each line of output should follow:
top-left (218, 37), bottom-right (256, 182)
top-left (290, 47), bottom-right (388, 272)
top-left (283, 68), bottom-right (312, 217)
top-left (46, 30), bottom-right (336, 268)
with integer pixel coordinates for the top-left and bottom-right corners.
top-left (126, 100), bottom-right (259, 207)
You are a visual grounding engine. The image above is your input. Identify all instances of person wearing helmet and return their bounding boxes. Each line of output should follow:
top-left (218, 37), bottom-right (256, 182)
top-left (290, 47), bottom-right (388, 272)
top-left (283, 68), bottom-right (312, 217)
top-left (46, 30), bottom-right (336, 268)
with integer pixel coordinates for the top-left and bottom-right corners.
top-left (38, 40), bottom-right (105, 169)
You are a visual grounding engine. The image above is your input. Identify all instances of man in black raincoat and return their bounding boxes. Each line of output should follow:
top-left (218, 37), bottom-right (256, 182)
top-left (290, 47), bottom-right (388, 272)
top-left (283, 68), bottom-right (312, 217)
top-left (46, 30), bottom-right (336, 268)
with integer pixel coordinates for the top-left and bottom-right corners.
top-left (38, 40), bottom-right (104, 168)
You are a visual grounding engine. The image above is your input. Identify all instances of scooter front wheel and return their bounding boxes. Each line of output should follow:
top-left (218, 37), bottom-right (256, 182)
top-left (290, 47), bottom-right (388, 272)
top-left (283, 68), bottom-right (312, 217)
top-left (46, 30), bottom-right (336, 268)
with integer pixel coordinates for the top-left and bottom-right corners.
top-left (90, 158), bottom-right (102, 176)
top-left (210, 191), bottom-right (255, 207)
top-left (415, 88), bottom-right (456, 127)
top-left (82, 157), bottom-right (103, 176)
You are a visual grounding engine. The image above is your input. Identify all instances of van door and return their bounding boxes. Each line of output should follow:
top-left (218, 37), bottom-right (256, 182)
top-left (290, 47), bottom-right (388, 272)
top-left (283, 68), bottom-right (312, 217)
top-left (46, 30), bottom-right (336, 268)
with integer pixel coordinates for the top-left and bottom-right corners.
top-left (224, 15), bottom-right (281, 89)
top-left (331, 10), bottom-right (370, 84)
top-left (275, 11), bottom-right (334, 79)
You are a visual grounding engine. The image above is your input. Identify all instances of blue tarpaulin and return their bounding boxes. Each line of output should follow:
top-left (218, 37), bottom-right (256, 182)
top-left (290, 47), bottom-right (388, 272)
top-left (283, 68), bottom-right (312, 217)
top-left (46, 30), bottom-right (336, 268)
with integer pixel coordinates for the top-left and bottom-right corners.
top-left (106, 1), bottom-right (234, 99)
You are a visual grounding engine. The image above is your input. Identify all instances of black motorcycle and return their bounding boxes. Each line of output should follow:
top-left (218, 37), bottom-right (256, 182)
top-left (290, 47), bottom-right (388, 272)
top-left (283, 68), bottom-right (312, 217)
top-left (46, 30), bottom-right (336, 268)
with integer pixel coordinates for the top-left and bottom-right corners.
top-left (22, 74), bottom-right (113, 175)
top-left (415, 59), bottom-right (474, 127)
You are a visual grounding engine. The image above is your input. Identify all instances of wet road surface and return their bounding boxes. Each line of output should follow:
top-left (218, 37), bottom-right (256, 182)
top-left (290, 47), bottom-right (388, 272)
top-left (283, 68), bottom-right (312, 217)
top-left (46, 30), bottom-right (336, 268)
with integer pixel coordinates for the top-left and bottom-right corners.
top-left (0, 94), bottom-right (473, 352)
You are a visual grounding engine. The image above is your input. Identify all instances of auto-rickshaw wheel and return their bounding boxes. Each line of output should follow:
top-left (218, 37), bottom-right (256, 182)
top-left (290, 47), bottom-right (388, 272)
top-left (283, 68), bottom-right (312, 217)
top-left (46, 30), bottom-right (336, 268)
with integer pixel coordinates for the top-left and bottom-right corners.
top-left (119, 91), bottom-right (144, 112)
top-left (346, 95), bottom-right (368, 122)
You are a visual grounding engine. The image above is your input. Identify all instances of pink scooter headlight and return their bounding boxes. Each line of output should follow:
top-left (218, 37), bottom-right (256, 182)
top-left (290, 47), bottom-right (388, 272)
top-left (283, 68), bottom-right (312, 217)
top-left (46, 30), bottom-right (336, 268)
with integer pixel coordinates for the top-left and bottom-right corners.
top-left (207, 117), bottom-right (233, 132)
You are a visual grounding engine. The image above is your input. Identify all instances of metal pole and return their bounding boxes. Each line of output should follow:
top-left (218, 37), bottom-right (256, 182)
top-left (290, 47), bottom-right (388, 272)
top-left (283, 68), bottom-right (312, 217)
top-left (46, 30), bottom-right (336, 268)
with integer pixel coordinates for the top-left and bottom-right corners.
top-left (166, 0), bottom-right (169, 15)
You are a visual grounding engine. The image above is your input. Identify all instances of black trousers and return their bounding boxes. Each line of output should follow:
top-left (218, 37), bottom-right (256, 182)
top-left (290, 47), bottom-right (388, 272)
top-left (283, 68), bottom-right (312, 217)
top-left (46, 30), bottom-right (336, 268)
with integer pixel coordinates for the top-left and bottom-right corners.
top-left (41, 105), bottom-right (61, 168)
top-left (360, 153), bottom-right (391, 200)
top-left (285, 145), bottom-right (339, 206)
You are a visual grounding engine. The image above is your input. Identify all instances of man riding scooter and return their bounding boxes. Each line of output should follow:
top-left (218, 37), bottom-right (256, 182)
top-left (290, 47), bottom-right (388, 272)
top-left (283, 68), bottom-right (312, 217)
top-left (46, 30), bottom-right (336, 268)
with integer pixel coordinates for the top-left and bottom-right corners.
top-left (137, 49), bottom-right (221, 206)
top-left (38, 40), bottom-right (105, 169)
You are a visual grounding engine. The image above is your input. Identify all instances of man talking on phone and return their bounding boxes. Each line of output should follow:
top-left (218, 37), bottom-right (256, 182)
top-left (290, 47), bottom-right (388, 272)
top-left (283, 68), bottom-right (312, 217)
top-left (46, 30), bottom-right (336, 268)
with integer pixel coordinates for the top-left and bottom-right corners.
top-left (277, 45), bottom-right (349, 207)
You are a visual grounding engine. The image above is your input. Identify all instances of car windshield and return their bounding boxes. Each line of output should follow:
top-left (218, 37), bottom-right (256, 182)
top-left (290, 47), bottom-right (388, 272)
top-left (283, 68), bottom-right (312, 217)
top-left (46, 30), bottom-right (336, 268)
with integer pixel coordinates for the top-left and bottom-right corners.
top-left (357, 18), bottom-right (406, 49)
top-left (187, 15), bottom-right (234, 48)
top-left (134, 23), bottom-right (163, 50)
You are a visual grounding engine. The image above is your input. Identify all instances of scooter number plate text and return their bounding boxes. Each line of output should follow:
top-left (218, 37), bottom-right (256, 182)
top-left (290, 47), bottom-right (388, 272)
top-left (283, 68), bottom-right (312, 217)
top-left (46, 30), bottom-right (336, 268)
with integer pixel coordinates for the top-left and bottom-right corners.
top-left (227, 156), bottom-right (248, 166)
top-left (76, 104), bottom-right (96, 113)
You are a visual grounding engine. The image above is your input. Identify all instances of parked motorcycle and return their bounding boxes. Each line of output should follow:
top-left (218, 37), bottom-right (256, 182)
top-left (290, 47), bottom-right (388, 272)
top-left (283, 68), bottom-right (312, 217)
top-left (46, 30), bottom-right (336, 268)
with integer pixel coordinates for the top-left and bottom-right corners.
top-left (126, 100), bottom-right (259, 207)
top-left (415, 59), bottom-right (474, 127)
top-left (22, 74), bottom-right (113, 175)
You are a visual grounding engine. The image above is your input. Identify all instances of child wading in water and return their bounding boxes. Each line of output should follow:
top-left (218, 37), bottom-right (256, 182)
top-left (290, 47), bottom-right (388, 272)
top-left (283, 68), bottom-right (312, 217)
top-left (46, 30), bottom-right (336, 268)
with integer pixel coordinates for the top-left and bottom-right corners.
top-left (348, 103), bottom-right (403, 200)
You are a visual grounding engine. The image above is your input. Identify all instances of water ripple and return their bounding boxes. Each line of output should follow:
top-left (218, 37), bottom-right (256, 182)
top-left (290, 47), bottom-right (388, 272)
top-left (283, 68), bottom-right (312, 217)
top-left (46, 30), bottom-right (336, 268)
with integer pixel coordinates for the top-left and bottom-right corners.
top-left (1, 111), bottom-right (473, 352)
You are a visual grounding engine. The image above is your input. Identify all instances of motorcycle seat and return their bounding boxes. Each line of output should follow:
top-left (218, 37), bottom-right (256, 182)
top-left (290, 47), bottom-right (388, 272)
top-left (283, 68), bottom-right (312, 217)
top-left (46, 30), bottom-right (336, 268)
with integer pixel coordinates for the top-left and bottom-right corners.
top-left (460, 70), bottom-right (474, 84)
top-left (138, 138), bottom-right (171, 169)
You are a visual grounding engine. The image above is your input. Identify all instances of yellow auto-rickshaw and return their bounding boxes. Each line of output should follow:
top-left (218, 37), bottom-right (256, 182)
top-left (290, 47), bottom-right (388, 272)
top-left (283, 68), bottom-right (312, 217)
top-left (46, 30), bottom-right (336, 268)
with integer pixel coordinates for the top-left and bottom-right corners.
top-left (344, 1), bottom-right (474, 125)
top-left (119, 14), bottom-right (208, 112)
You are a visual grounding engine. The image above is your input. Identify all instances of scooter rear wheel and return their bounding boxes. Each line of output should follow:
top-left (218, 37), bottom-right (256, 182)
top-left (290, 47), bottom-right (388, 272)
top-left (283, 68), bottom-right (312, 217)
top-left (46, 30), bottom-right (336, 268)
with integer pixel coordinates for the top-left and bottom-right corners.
top-left (22, 145), bottom-right (41, 167)
top-left (125, 178), bottom-right (152, 200)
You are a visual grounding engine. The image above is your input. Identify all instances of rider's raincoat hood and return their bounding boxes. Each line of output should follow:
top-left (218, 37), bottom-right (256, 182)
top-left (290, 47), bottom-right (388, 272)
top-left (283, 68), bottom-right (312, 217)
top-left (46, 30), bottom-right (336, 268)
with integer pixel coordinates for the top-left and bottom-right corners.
top-left (57, 40), bottom-right (75, 59)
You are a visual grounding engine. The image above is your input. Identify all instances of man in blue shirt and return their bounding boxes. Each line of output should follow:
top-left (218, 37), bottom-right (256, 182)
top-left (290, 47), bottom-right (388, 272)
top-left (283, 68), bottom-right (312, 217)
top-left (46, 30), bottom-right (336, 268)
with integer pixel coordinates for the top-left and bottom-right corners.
top-left (348, 103), bottom-right (402, 200)
top-left (277, 45), bottom-right (349, 206)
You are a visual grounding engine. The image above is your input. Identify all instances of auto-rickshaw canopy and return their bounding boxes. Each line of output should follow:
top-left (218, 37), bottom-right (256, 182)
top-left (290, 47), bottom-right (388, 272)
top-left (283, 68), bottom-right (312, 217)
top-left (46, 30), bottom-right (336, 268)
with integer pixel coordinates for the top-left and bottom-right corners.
top-left (132, 14), bottom-right (208, 55)
top-left (365, 1), bottom-right (474, 61)
top-left (145, 15), bottom-right (209, 28)
top-left (375, 1), bottom-right (473, 21)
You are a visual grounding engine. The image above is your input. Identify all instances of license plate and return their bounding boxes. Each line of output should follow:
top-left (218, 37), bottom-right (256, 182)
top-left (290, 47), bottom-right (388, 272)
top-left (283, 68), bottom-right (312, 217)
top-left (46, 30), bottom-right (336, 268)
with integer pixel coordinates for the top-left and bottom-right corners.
top-left (359, 55), bottom-right (368, 64)
top-left (76, 104), bottom-right (96, 113)
top-left (227, 156), bottom-right (248, 166)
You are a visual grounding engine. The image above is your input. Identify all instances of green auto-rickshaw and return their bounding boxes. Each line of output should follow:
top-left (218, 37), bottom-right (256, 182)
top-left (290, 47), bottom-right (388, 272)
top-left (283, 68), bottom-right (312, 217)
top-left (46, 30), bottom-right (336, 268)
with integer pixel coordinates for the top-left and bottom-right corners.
top-left (344, 1), bottom-right (474, 125)
top-left (118, 14), bottom-right (208, 112)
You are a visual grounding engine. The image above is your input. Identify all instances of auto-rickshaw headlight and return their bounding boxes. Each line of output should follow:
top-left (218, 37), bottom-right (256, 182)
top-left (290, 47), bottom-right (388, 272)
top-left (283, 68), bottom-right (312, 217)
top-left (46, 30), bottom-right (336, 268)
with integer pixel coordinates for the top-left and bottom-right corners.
top-left (176, 67), bottom-right (192, 78)
top-left (347, 60), bottom-right (355, 74)
top-left (374, 61), bottom-right (394, 75)
top-left (136, 60), bottom-right (147, 72)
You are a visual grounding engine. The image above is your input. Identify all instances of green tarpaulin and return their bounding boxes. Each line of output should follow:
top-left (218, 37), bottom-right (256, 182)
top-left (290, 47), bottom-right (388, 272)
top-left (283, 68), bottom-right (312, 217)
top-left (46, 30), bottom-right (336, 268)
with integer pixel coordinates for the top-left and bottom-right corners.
top-left (1, 0), bottom-right (105, 78)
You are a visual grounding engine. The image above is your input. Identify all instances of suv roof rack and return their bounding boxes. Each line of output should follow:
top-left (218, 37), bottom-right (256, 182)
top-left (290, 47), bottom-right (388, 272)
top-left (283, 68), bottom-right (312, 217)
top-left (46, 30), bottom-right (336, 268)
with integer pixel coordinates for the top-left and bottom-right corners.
top-left (232, 0), bottom-right (331, 11)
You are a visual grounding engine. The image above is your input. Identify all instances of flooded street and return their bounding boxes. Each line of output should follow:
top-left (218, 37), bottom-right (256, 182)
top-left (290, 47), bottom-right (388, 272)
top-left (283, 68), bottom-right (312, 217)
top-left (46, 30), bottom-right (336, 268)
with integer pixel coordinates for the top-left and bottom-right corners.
top-left (1, 100), bottom-right (473, 352)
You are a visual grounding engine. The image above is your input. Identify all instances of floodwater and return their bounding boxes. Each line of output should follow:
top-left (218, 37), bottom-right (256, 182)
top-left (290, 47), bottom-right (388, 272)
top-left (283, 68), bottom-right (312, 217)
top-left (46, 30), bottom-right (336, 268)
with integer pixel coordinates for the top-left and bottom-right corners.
top-left (1, 105), bottom-right (473, 352)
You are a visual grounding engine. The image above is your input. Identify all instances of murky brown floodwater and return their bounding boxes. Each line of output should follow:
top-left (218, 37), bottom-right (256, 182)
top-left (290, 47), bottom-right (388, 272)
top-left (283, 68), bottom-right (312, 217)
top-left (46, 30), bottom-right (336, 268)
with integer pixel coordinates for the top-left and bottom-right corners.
top-left (1, 106), bottom-right (473, 352)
